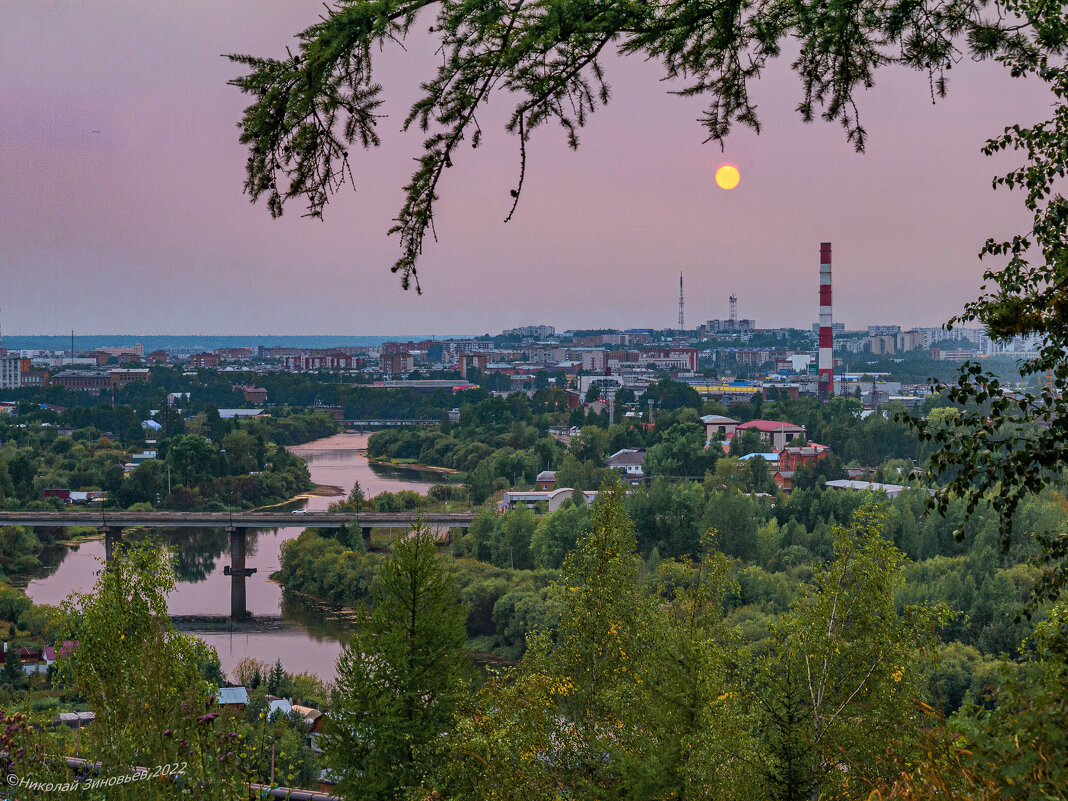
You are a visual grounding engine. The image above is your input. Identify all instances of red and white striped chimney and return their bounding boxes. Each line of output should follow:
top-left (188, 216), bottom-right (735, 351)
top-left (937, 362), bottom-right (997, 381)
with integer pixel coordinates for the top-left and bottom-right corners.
top-left (819, 242), bottom-right (834, 399)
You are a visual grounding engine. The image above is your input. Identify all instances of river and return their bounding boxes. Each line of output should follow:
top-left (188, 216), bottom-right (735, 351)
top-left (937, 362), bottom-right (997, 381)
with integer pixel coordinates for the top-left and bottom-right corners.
top-left (23, 432), bottom-right (450, 682)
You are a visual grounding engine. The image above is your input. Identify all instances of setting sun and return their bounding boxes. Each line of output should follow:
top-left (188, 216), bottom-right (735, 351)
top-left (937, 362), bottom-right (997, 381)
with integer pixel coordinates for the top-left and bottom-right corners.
top-left (715, 164), bottom-right (740, 190)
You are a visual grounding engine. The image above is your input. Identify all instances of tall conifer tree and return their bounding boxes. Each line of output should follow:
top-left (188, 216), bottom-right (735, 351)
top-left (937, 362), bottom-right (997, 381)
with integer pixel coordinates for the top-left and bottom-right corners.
top-left (324, 519), bottom-right (469, 801)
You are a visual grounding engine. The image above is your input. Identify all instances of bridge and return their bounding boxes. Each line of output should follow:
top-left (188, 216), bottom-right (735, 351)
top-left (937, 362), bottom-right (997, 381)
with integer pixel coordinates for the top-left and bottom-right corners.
top-left (0, 510), bottom-right (475, 529)
top-left (1, 510), bottom-right (476, 621)
top-left (342, 418), bottom-right (439, 428)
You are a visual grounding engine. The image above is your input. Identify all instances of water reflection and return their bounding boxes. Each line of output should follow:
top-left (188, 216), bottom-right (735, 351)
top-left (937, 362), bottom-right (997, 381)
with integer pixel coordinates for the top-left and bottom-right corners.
top-left (280, 590), bottom-right (364, 641)
top-left (24, 432), bottom-right (439, 679)
top-left (113, 527), bottom-right (235, 584)
top-left (163, 528), bottom-right (231, 583)
top-left (32, 542), bottom-right (78, 583)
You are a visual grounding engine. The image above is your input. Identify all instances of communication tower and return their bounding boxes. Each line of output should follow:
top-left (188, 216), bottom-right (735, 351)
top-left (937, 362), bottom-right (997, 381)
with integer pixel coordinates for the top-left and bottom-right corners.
top-left (678, 272), bottom-right (685, 330)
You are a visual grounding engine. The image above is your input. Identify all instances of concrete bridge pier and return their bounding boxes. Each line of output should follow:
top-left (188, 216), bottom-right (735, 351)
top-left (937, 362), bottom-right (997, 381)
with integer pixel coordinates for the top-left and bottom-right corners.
top-left (224, 526), bottom-right (257, 621)
top-left (99, 525), bottom-right (124, 563)
top-left (362, 527), bottom-right (372, 550)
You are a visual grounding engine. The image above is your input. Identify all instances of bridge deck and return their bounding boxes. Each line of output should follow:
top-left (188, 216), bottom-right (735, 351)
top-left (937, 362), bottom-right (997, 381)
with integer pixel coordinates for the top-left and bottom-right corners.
top-left (0, 511), bottom-right (476, 529)
top-left (342, 419), bottom-right (438, 427)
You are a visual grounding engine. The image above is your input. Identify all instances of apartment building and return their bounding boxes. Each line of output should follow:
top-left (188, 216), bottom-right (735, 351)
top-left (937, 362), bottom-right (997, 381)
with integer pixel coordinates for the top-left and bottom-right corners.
top-left (380, 352), bottom-right (415, 376)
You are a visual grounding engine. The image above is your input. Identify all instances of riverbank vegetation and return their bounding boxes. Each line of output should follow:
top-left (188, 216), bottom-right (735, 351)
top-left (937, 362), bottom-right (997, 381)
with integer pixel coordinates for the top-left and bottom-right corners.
top-left (0, 544), bottom-right (332, 797)
top-left (0, 410), bottom-right (328, 584)
top-left (0, 471), bottom-right (1063, 798)
top-left (0, 409), bottom-right (329, 514)
top-left (276, 529), bottom-right (559, 660)
top-left (276, 476), bottom-right (1059, 686)
top-left (367, 392), bottom-right (940, 503)
top-left (300, 489), bottom-right (1068, 799)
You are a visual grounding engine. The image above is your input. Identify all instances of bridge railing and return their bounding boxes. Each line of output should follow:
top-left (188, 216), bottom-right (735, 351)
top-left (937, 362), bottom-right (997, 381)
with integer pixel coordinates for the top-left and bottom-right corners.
top-left (0, 510), bottom-right (479, 529)
top-left (342, 419), bottom-right (438, 427)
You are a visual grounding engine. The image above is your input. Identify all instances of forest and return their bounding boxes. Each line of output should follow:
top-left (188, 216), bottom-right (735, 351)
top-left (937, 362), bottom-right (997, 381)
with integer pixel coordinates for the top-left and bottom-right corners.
top-left (3, 482), bottom-right (1063, 799)
top-left (367, 389), bottom-right (943, 502)
top-left (1, 375), bottom-right (1065, 798)
top-left (276, 473), bottom-right (1056, 697)
top-left (0, 407), bottom-right (330, 514)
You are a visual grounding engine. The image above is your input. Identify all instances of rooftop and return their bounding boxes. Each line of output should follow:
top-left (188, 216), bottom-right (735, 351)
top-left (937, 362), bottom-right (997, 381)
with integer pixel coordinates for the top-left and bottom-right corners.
top-left (737, 419), bottom-right (806, 433)
top-left (605, 448), bottom-right (646, 466)
top-left (781, 446), bottom-right (828, 456)
top-left (739, 452), bottom-right (779, 462)
top-left (700, 414), bottom-right (739, 424)
top-left (291, 704), bottom-right (323, 722)
top-left (216, 686), bottom-right (250, 706)
top-left (216, 409), bottom-right (267, 419)
top-left (268, 698), bottom-right (293, 717)
top-left (825, 480), bottom-right (907, 493)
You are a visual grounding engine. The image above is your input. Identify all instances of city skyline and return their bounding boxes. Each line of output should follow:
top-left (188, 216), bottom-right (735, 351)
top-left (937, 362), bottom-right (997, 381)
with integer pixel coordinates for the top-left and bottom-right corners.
top-left (3, 2), bottom-right (1052, 335)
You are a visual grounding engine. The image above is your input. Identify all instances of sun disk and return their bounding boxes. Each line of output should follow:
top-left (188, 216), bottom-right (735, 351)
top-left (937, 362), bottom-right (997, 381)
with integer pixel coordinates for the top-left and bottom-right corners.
top-left (715, 164), bottom-right (740, 190)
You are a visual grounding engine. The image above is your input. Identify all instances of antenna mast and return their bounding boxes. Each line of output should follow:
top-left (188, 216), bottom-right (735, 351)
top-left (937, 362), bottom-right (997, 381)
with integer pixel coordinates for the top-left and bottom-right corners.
top-left (678, 272), bottom-right (685, 330)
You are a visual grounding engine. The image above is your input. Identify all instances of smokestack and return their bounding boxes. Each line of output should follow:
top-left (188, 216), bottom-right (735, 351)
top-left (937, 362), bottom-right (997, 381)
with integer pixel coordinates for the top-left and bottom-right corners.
top-left (819, 243), bottom-right (834, 399)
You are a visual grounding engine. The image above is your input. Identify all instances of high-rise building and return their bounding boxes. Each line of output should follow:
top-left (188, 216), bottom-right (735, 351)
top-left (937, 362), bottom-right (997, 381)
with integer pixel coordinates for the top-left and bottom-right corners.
top-left (502, 325), bottom-right (555, 338)
top-left (0, 356), bottom-right (20, 389)
top-left (866, 325), bottom-right (902, 336)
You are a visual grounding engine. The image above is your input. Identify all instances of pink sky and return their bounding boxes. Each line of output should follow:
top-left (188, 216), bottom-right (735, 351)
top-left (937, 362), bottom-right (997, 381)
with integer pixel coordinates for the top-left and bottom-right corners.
top-left (0, 2), bottom-right (1053, 335)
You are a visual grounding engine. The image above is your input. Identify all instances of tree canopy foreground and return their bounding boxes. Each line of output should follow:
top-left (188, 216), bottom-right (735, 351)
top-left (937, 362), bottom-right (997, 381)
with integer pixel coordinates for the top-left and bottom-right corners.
top-left (228, 0), bottom-right (1065, 290)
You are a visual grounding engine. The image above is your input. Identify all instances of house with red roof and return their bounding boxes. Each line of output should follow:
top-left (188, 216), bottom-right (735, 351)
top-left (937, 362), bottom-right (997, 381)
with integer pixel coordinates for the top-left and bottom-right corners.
top-left (15, 646), bottom-right (43, 664)
top-left (773, 444), bottom-right (831, 491)
top-left (735, 420), bottom-right (807, 452)
top-left (43, 640), bottom-right (79, 665)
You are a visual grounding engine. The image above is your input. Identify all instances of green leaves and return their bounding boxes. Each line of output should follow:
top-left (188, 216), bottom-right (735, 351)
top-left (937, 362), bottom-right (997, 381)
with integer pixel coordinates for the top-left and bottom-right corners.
top-left (423, 490), bottom-right (767, 799)
top-left (761, 504), bottom-right (931, 797)
top-left (52, 544), bottom-right (237, 798)
top-left (231, 0), bottom-right (1059, 286)
top-left (226, 1), bottom-right (396, 220)
top-left (947, 601), bottom-right (1068, 798)
top-left (323, 518), bottom-right (470, 800)
top-left (911, 43), bottom-right (1068, 601)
